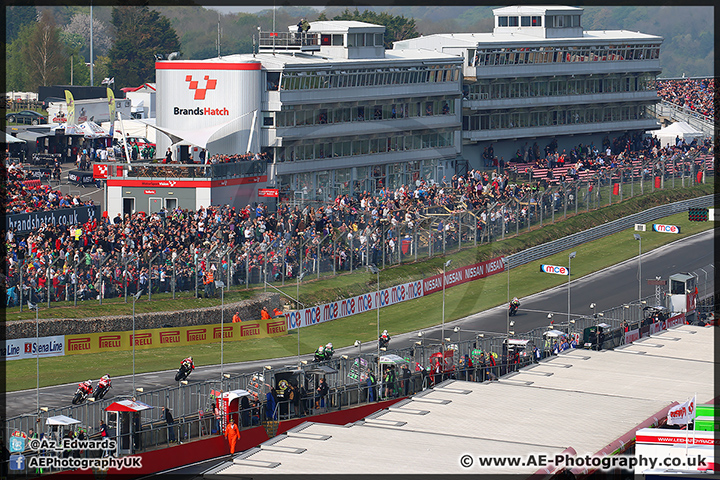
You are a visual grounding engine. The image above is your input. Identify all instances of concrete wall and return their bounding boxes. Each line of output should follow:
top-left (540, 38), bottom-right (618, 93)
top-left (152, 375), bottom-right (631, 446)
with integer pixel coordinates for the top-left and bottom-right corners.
top-left (7, 293), bottom-right (281, 339)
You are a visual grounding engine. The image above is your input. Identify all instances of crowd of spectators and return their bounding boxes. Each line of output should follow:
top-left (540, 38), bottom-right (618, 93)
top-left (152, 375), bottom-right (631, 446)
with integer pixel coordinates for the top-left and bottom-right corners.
top-left (3, 131), bottom-right (713, 308)
top-left (5, 162), bottom-right (94, 214)
top-left (656, 78), bottom-right (715, 118)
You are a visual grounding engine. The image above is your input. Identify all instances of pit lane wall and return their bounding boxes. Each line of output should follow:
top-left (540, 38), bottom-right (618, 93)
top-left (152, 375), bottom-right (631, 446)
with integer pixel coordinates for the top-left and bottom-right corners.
top-left (1, 318), bottom-right (286, 360)
top-left (285, 256), bottom-right (505, 330)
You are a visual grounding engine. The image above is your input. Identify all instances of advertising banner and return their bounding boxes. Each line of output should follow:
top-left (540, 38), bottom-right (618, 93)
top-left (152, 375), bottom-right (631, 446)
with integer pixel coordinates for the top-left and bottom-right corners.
top-left (1, 335), bottom-right (65, 361)
top-left (68, 170), bottom-right (96, 186)
top-left (665, 313), bottom-right (685, 329)
top-left (540, 264), bottom-right (569, 276)
top-left (652, 223), bottom-right (681, 234)
top-left (6, 205), bottom-right (100, 233)
top-left (286, 280), bottom-right (424, 330)
top-left (623, 329), bottom-right (640, 345)
top-left (422, 257), bottom-right (505, 296)
top-left (65, 317), bottom-right (287, 355)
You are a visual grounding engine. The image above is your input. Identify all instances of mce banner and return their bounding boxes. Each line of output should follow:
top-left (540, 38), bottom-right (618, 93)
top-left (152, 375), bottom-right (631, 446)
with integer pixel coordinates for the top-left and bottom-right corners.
top-left (286, 256), bottom-right (506, 330)
top-left (540, 264), bottom-right (569, 275)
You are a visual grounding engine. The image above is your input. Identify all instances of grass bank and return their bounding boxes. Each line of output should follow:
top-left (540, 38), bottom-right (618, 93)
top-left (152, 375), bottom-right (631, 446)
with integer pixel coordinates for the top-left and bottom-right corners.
top-left (6, 204), bottom-right (714, 392)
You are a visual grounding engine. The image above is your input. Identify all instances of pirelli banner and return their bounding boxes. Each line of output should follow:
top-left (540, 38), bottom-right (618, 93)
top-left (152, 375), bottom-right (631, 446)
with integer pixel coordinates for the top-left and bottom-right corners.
top-left (65, 318), bottom-right (287, 355)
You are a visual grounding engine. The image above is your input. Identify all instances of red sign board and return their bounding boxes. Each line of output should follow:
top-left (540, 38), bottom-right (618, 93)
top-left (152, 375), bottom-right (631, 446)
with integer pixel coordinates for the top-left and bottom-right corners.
top-left (144, 190), bottom-right (156, 195)
top-left (258, 188), bottom-right (279, 197)
top-left (422, 257), bottom-right (505, 296)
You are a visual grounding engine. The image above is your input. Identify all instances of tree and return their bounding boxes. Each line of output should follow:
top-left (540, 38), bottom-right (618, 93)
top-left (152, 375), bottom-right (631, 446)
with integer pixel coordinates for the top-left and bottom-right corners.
top-left (108, 6), bottom-right (180, 88)
top-left (330, 9), bottom-right (419, 48)
top-left (6, 24), bottom-right (35, 91)
top-left (23, 10), bottom-right (67, 89)
top-left (62, 13), bottom-right (114, 59)
top-left (6, 5), bottom-right (37, 43)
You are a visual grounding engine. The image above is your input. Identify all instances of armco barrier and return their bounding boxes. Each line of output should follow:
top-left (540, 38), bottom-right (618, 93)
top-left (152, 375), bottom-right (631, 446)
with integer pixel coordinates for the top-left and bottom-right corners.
top-left (505, 194), bottom-right (715, 269)
top-left (64, 317), bottom-right (287, 356)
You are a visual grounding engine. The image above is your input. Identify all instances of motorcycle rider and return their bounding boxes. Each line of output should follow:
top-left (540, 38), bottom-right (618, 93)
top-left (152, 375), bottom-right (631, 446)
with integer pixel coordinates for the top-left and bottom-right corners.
top-left (510, 297), bottom-right (520, 315)
top-left (314, 345), bottom-right (325, 361)
top-left (79, 379), bottom-right (93, 394)
top-left (182, 356), bottom-right (195, 371)
top-left (324, 342), bottom-right (334, 359)
top-left (379, 329), bottom-right (390, 347)
top-left (99, 374), bottom-right (111, 386)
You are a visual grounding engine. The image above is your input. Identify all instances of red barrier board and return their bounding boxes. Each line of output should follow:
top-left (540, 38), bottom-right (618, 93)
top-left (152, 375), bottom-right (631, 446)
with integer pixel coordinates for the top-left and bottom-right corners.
top-left (423, 256), bottom-right (505, 296)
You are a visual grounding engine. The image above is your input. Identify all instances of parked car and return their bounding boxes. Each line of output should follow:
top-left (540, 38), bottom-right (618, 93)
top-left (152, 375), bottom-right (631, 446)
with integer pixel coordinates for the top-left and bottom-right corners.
top-left (6, 110), bottom-right (48, 125)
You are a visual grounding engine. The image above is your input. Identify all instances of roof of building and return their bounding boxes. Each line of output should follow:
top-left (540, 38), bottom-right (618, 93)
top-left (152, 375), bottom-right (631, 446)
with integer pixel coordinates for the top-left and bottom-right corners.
top-left (207, 325), bottom-right (713, 475)
top-left (399, 28), bottom-right (662, 48)
top-left (174, 49), bottom-right (462, 71)
top-left (287, 20), bottom-right (385, 32)
top-left (493, 5), bottom-right (584, 15)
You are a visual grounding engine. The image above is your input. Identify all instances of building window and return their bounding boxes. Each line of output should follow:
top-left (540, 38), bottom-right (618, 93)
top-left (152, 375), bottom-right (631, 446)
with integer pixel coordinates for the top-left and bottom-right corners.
top-left (521, 16), bottom-right (531, 27)
top-left (508, 16), bottom-right (519, 27)
top-left (498, 16), bottom-right (509, 27)
top-left (531, 16), bottom-right (542, 26)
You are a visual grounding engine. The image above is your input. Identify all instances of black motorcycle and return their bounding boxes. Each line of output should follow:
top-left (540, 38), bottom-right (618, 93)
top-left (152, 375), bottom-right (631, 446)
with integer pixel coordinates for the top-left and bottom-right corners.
top-left (509, 303), bottom-right (519, 316)
top-left (379, 335), bottom-right (390, 349)
top-left (175, 363), bottom-right (193, 381)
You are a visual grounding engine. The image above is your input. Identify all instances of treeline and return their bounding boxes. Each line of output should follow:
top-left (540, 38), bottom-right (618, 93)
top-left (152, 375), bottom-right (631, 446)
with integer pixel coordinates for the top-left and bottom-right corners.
top-left (4, 5), bottom-right (712, 93)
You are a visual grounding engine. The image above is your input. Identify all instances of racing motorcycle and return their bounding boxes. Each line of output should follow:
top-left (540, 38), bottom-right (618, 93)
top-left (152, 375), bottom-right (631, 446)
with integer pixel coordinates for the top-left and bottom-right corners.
top-left (313, 344), bottom-right (334, 362)
top-left (175, 357), bottom-right (195, 381)
top-left (93, 375), bottom-right (112, 400)
top-left (72, 380), bottom-right (93, 405)
top-left (379, 330), bottom-right (391, 349)
top-left (509, 298), bottom-right (520, 317)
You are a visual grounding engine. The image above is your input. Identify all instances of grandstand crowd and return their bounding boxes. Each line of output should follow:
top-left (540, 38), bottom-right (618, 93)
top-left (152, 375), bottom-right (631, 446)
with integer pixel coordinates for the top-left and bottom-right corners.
top-left (656, 78), bottom-right (715, 118)
top-left (4, 124), bottom-right (712, 308)
top-left (6, 161), bottom-right (95, 214)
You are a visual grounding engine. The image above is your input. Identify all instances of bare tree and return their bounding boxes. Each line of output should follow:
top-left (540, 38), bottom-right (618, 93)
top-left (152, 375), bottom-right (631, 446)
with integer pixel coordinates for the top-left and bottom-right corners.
top-left (24, 10), bottom-right (66, 88)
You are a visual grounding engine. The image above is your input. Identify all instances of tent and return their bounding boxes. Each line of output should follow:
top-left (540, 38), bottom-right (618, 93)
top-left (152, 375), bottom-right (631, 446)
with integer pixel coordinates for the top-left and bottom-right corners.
top-left (379, 354), bottom-right (409, 365)
top-left (56, 121), bottom-right (109, 138)
top-left (4, 132), bottom-right (26, 144)
top-left (649, 121), bottom-right (703, 148)
top-left (46, 415), bottom-right (81, 426)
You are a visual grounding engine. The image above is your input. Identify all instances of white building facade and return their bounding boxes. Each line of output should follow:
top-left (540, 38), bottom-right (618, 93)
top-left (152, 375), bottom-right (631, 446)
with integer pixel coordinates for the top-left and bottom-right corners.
top-left (395, 6), bottom-right (663, 166)
top-left (152, 20), bottom-right (464, 203)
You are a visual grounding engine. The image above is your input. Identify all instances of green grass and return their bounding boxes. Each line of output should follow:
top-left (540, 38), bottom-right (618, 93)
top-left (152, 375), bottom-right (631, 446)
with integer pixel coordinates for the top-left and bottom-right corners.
top-left (6, 203), bottom-right (715, 392)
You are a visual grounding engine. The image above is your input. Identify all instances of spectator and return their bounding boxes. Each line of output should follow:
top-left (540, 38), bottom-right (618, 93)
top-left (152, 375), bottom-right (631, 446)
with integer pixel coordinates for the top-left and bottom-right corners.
top-left (232, 311), bottom-right (242, 323)
top-left (162, 406), bottom-right (176, 444)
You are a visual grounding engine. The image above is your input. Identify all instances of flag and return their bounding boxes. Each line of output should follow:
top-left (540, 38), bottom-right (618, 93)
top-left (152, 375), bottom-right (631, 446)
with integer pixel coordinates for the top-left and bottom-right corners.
top-left (106, 88), bottom-right (116, 146)
top-left (64, 90), bottom-right (76, 126)
top-left (101, 77), bottom-right (110, 85)
top-left (667, 395), bottom-right (696, 425)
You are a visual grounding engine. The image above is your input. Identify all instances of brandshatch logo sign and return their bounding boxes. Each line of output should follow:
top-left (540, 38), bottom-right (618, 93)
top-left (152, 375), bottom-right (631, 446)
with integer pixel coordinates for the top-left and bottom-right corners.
top-left (173, 75), bottom-right (228, 116)
top-left (187, 75), bottom-right (217, 100)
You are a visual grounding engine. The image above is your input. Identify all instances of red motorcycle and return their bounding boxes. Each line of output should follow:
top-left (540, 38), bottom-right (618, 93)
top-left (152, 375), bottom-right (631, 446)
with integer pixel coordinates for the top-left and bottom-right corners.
top-left (72, 380), bottom-right (93, 404)
top-left (93, 375), bottom-right (112, 400)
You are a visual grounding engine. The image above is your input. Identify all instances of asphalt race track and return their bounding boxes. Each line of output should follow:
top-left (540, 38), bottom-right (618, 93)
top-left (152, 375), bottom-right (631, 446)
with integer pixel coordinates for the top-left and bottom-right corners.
top-left (6, 229), bottom-right (714, 419)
